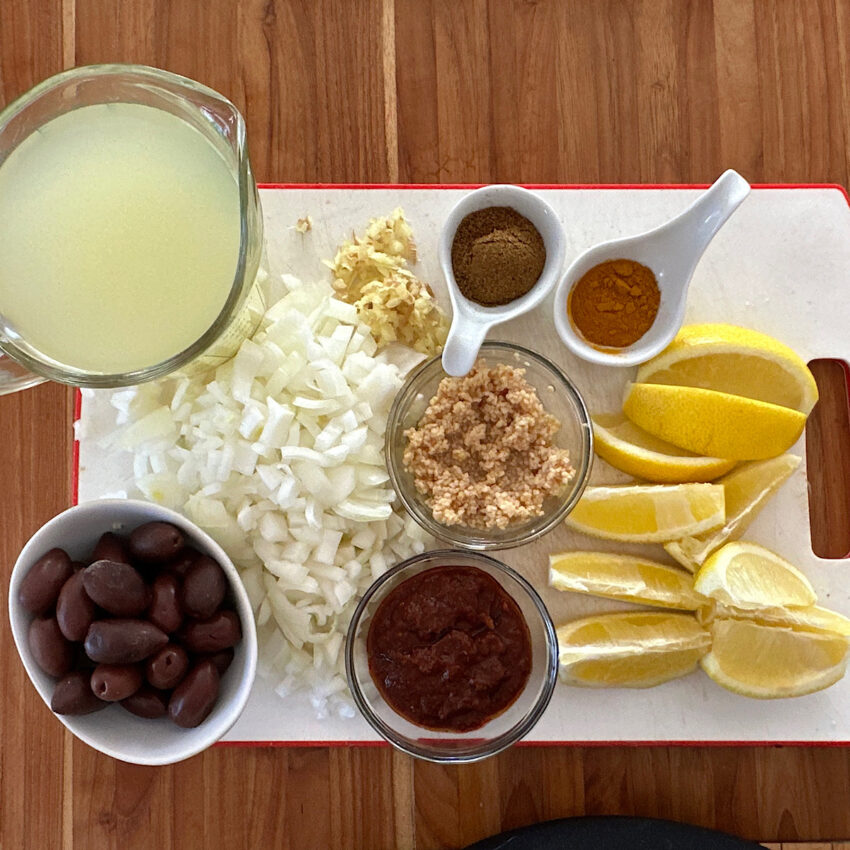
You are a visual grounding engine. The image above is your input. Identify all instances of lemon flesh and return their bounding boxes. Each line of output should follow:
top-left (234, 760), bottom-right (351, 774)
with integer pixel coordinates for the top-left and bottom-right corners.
top-left (701, 618), bottom-right (849, 698)
top-left (565, 483), bottom-right (725, 543)
top-left (623, 383), bottom-right (807, 461)
top-left (549, 550), bottom-right (707, 611)
top-left (636, 323), bottom-right (819, 414)
top-left (700, 603), bottom-right (850, 638)
top-left (665, 455), bottom-right (801, 572)
top-left (592, 413), bottom-right (736, 483)
top-left (694, 541), bottom-right (817, 610)
top-left (557, 611), bottom-right (711, 688)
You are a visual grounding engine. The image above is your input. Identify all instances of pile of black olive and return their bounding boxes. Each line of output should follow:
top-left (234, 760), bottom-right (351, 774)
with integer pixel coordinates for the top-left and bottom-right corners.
top-left (19, 521), bottom-right (241, 728)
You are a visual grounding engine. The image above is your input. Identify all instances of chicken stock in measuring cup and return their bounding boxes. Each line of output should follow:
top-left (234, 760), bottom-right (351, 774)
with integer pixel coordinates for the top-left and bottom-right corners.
top-left (0, 64), bottom-right (267, 395)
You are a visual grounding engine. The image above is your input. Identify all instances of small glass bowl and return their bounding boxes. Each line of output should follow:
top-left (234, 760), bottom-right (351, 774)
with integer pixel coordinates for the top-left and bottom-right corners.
top-left (385, 340), bottom-right (593, 550)
top-left (345, 550), bottom-right (558, 762)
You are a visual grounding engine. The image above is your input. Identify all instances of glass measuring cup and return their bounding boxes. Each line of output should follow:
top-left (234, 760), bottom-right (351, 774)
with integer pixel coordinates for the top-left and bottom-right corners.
top-left (0, 64), bottom-right (266, 395)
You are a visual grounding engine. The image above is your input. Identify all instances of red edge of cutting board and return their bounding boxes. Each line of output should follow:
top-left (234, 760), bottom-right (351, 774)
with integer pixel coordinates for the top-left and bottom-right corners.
top-left (70, 182), bottom-right (850, 749)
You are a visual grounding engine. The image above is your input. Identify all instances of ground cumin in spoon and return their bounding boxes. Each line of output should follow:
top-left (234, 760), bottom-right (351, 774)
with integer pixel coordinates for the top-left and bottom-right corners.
top-left (451, 206), bottom-right (546, 306)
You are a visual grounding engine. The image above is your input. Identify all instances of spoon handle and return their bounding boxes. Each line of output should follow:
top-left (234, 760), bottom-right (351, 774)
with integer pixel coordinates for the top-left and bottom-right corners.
top-left (441, 319), bottom-right (489, 376)
top-left (665, 169), bottom-right (751, 259)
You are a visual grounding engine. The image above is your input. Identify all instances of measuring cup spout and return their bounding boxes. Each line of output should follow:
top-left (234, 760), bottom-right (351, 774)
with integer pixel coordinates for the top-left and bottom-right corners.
top-left (661, 169), bottom-right (751, 263)
top-left (442, 317), bottom-right (489, 377)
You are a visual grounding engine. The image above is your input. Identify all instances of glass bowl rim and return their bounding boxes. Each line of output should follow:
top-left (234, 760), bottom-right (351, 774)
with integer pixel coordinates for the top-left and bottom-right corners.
top-left (385, 340), bottom-right (594, 550)
top-left (344, 548), bottom-right (559, 763)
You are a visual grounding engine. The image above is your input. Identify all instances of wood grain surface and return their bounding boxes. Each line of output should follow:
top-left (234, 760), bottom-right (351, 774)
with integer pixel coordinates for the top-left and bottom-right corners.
top-left (2, 1), bottom-right (850, 847)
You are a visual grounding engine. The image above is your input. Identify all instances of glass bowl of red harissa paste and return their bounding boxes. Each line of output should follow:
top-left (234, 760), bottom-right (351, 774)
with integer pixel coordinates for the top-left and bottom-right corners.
top-left (345, 550), bottom-right (558, 762)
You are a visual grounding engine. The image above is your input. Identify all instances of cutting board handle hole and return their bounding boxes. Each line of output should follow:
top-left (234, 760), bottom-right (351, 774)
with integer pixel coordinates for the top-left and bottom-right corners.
top-left (806, 358), bottom-right (850, 559)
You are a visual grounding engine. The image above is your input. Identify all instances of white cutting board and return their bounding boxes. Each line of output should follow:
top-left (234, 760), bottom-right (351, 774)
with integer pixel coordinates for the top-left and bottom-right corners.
top-left (77, 185), bottom-right (850, 745)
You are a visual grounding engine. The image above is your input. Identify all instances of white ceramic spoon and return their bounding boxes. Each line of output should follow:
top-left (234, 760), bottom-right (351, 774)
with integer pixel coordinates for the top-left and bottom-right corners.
top-left (553, 169), bottom-right (751, 367)
top-left (440, 184), bottom-right (567, 376)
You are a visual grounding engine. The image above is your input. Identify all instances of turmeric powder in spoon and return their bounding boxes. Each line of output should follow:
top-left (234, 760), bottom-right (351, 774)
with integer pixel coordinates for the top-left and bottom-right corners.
top-left (568, 259), bottom-right (660, 348)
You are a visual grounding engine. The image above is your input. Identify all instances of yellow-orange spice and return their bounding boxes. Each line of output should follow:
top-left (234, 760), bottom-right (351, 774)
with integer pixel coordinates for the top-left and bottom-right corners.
top-left (568, 258), bottom-right (660, 348)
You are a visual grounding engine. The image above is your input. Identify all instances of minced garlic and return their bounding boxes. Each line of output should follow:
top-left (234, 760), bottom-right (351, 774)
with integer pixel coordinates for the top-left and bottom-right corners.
top-left (327, 209), bottom-right (449, 355)
top-left (403, 361), bottom-right (576, 529)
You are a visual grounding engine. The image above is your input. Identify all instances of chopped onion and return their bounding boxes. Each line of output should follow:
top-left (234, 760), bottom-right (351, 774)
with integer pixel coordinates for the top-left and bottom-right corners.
top-left (102, 272), bottom-right (429, 718)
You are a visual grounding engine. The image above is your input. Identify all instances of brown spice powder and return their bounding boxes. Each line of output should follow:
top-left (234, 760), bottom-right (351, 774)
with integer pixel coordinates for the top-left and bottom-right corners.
top-left (451, 207), bottom-right (546, 306)
top-left (402, 361), bottom-right (575, 529)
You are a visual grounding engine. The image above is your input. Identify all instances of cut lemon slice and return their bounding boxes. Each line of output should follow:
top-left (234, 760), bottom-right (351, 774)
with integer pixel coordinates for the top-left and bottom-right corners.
top-left (565, 483), bottom-right (725, 543)
top-left (636, 323), bottom-right (819, 414)
top-left (700, 603), bottom-right (850, 638)
top-left (664, 455), bottom-right (801, 571)
top-left (623, 383), bottom-right (807, 461)
top-left (557, 611), bottom-right (711, 688)
top-left (693, 541), bottom-right (816, 610)
top-left (592, 413), bottom-right (736, 483)
top-left (701, 618), bottom-right (849, 698)
top-left (549, 551), bottom-right (707, 611)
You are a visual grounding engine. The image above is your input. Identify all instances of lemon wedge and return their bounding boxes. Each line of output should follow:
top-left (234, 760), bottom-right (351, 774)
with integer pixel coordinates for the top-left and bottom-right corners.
top-left (636, 323), bottom-right (819, 414)
top-left (557, 611), bottom-right (711, 688)
top-left (698, 602), bottom-right (850, 638)
top-left (565, 483), bottom-right (725, 542)
top-left (623, 383), bottom-right (807, 460)
top-left (549, 551), bottom-right (707, 611)
top-left (592, 413), bottom-right (736, 483)
top-left (665, 455), bottom-right (801, 571)
top-left (693, 541), bottom-right (817, 610)
top-left (701, 618), bottom-right (849, 698)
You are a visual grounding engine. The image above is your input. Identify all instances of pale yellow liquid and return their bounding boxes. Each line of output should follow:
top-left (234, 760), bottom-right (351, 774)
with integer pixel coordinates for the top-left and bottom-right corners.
top-left (0, 102), bottom-right (241, 374)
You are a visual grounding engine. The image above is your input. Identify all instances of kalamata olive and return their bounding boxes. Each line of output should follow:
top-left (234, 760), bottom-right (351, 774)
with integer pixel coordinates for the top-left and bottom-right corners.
top-left (180, 610), bottom-right (242, 654)
top-left (71, 561), bottom-right (87, 572)
top-left (51, 671), bottom-right (107, 715)
top-left (165, 547), bottom-right (201, 579)
top-left (121, 686), bottom-right (169, 719)
top-left (18, 548), bottom-right (73, 615)
top-left (29, 617), bottom-right (74, 677)
top-left (56, 571), bottom-right (95, 642)
top-left (204, 647), bottom-right (235, 677)
top-left (147, 573), bottom-right (183, 634)
top-left (168, 660), bottom-right (219, 728)
top-left (90, 663), bottom-right (143, 701)
top-left (91, 532), bottom-right (131, 565)
top-left (84, 620), bottom-right (168, 664)
top-left (82, 560), bottom-right (149, 617)
top-left (146, 644), bottom-right (189, 690)
top-left (180, 556), bottom-right (227, 619)
top-left (74, 646), bottom-right (97, 670)
top-left (129, 521), bottom-right (184, 564)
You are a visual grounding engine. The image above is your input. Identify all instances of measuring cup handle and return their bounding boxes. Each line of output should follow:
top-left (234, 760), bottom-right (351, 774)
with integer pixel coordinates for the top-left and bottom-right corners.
top-left (0, 351), bottom-right (46, 396)
top-left (441, 320), bottom-right (489, 377)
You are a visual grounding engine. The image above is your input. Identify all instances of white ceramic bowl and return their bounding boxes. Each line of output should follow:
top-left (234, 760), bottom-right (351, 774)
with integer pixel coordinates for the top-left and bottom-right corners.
top-left (8, 499), bottom-right (257, 765)
top-left (440, 184), bottom-right (567, 376)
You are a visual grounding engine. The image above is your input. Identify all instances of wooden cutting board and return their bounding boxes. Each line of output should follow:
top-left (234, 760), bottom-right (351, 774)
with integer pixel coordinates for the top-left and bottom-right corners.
top-left (76, 185), bottom-right (850, 746)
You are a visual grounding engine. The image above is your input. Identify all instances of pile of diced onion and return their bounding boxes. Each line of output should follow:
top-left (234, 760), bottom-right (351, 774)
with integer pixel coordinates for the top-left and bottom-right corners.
top-left (101, 273), bottom-right (431, 717)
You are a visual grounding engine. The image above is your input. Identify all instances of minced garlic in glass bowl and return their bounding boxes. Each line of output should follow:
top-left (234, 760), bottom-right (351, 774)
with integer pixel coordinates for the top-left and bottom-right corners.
top-left (386, 342), bottom-right (594, 550)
